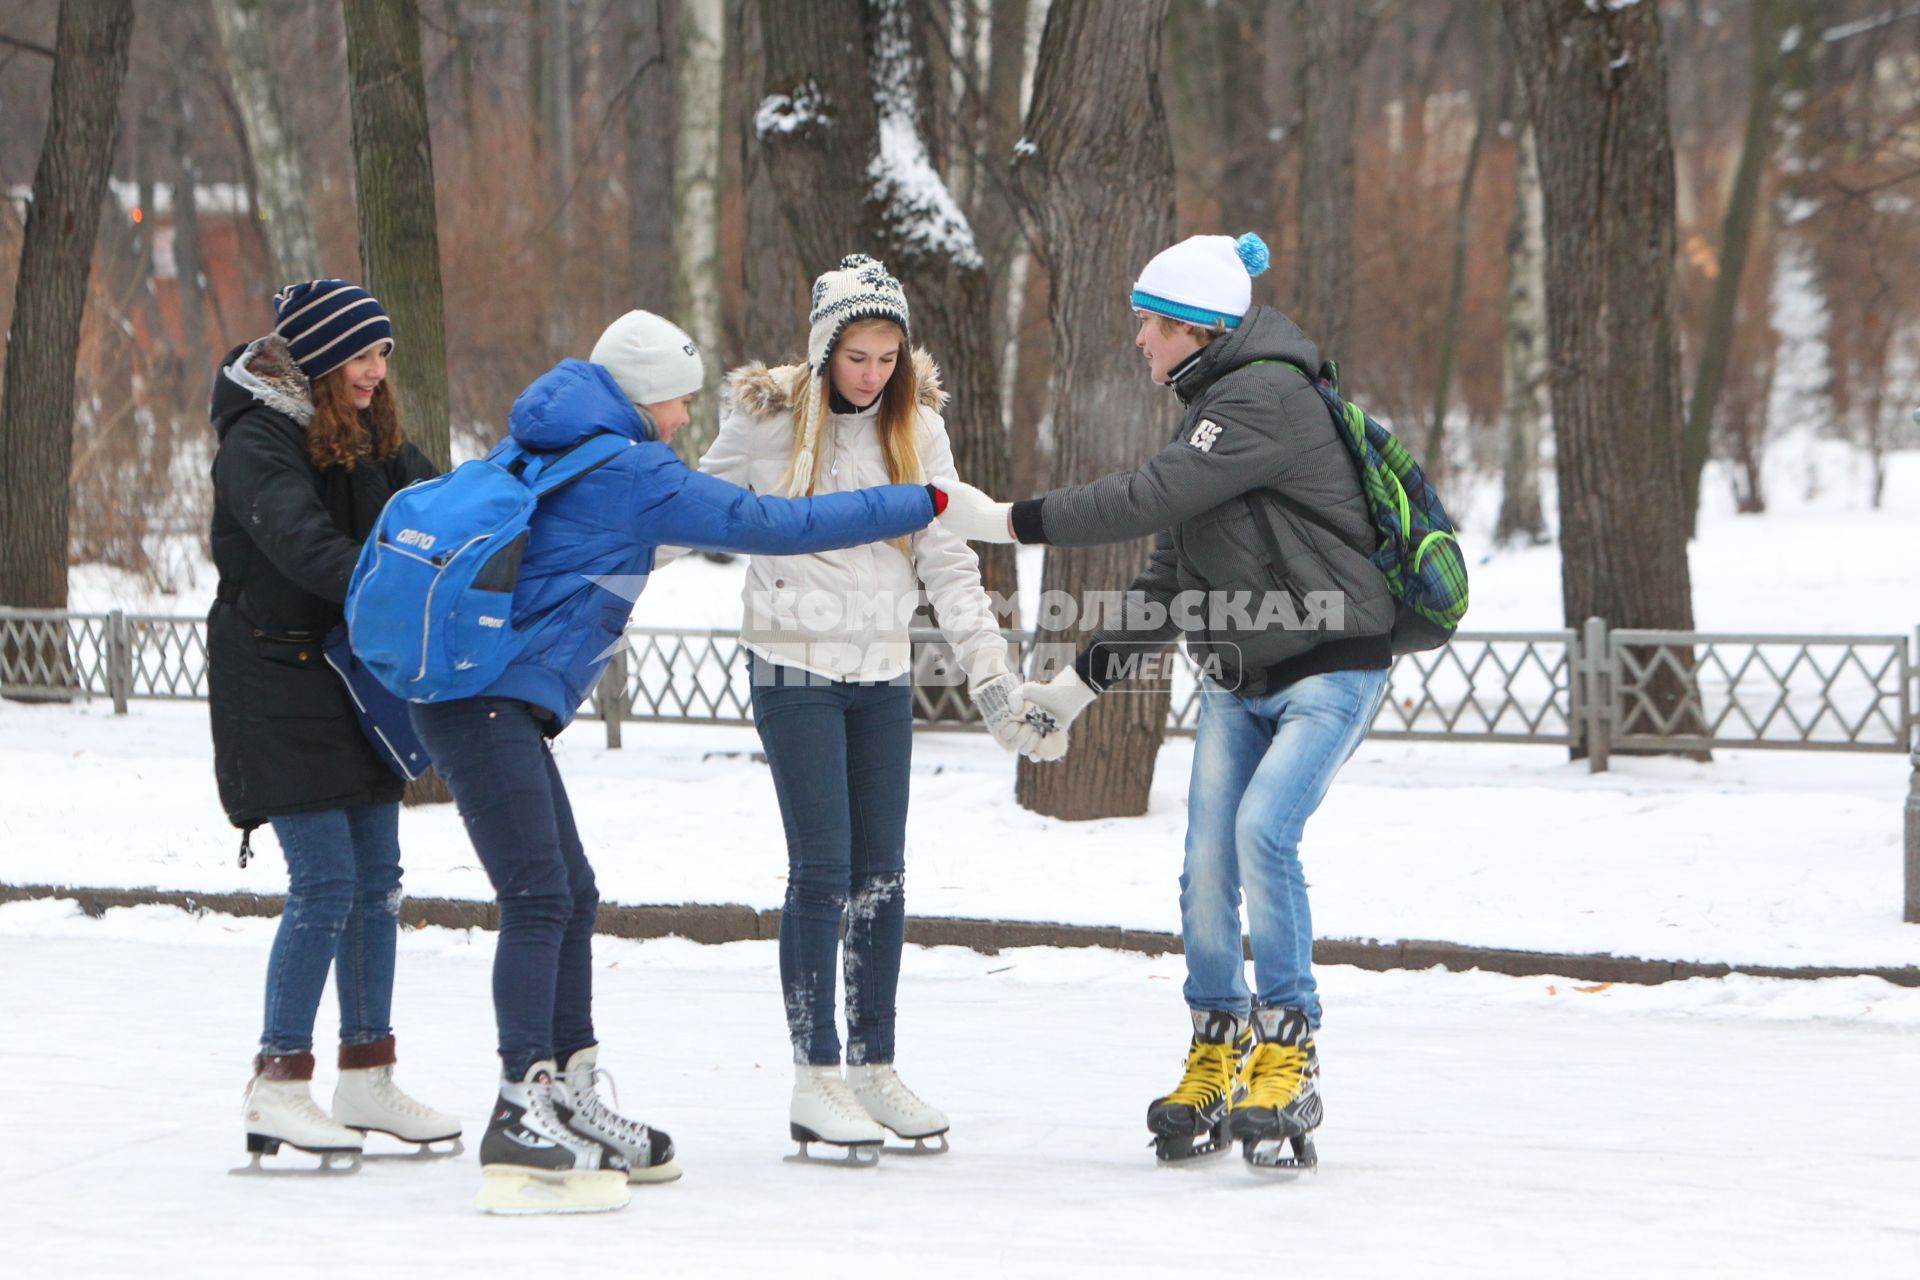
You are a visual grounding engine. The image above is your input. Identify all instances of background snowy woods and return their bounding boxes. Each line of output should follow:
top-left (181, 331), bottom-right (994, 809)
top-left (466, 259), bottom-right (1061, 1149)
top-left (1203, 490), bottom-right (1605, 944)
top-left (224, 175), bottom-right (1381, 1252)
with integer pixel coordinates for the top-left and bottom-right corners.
top-left (1, 0), bottom-right (1917, 599)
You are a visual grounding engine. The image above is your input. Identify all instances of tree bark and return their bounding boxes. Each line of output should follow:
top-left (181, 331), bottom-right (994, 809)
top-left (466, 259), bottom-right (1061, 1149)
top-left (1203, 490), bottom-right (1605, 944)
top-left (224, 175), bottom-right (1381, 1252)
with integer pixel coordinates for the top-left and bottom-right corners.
top-left (1427, 0), bottom-right (1500, 486)
top-left (1494, 121), bottom-right (1548, 546)
top-left (1680, 0), bottom-right (1805, 535)
top-left (672, 0), bottom-right (725, 462)
top-left (1504, 0), bottom-right (1700, 749)
top-left (168, 100), bottom-right (211, 377)
top-left (1011, 0), bottom-right (1175, 820)
top-left (627, 0), bottom-right (677, 308)
top-left (342, 0), bottom-right (451, 472)
top-left (0, 0), bottom-right (135, 615)
top-left (1293, 0), bottom-right (1373, 362)
top-left (210, 0), bottom-right (323, 284)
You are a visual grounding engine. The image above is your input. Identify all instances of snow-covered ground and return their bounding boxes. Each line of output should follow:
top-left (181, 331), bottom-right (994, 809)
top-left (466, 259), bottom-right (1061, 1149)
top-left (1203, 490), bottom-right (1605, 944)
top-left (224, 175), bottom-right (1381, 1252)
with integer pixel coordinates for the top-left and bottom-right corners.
top-left (4, 899), bottom-right (1916, 1279)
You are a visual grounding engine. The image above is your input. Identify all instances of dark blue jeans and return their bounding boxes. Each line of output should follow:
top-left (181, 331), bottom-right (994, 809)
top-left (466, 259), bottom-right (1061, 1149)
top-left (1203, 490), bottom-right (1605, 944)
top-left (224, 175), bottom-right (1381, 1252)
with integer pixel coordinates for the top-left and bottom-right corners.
top-left (411, 698), bottom-right (599, 1081)
top-left (749, 655), bottom-right (912, 1067)
top-left (261, 803), bottom-right (402, 1055)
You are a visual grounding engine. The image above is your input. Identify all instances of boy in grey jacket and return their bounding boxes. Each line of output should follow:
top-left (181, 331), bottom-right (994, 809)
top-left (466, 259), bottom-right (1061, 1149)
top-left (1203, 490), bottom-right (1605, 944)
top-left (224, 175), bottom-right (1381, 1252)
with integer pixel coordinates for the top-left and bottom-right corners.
top-left (940, 232), bottom-right (1391, 1171)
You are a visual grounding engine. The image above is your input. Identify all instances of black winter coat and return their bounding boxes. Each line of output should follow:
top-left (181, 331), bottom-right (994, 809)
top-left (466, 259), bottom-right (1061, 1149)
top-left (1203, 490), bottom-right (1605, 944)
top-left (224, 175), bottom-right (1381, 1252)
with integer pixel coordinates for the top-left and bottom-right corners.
top-left (206, 337), bottom-right (438, 828)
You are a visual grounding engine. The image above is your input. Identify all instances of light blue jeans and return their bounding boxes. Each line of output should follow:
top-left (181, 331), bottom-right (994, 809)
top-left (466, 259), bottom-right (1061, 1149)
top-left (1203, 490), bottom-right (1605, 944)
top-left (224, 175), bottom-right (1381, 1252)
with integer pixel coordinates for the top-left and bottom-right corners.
top-left (260, 804), bottom-right (403, 1055)
top-left (1180, 668), bottom-right (1388, 1028)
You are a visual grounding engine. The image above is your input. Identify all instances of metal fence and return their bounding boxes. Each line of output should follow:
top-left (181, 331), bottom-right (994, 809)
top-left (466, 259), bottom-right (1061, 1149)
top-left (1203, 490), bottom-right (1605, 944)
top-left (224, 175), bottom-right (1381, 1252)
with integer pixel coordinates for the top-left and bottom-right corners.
top-left (5, 607), bottom-right (1913, 765)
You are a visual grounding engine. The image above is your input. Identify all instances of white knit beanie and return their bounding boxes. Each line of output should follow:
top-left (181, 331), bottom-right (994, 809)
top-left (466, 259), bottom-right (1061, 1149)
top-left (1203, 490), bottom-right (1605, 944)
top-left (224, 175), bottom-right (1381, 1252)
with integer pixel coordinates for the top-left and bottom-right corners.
top-left (1129, 232), bottom-right (1271, 330)
top-left (589, 310), bottom-right (705, 406)
top-left (807, 254), bottom-right (911, 374)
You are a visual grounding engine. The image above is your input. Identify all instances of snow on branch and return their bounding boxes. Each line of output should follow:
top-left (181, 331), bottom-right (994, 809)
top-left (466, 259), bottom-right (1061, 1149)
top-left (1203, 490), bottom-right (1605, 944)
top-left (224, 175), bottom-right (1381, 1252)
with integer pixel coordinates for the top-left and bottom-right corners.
top-left (756, 81), bottom-right (833, 139)
top-left (866, 0), bottom-right (983, 269)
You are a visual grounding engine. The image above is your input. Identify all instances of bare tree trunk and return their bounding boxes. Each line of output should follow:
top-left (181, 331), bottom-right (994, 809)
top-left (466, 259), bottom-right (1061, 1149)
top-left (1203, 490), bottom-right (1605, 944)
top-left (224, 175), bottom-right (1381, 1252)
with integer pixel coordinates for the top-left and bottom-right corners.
top-left (737, 0), bottom-right (797, 361)
top-left (628, 0), bottom-right (677, 307)
top-left (169, 101), bottom-right (211, 377)
top-left (672, 0), bottom-right (725, 461)
top-left (1427, 0), bottom-right (1500, 485)
top-left (1011, 0), bottom-right (1175, 820)
top-left (1505, 0), bottom-right (1700, 752)
top-left (0, 0), bottom-right (135, 616)
top-left (210, 0), bottom-right (322, 284)
top-left (1680, 0), bottom-right (1805, 535)
top-left (342, 0), bottom-right (450, 473)
top-left (1293, 0), bottom-right (1373, 361)
top-left (1494, 120), bottom-right (1548, 546)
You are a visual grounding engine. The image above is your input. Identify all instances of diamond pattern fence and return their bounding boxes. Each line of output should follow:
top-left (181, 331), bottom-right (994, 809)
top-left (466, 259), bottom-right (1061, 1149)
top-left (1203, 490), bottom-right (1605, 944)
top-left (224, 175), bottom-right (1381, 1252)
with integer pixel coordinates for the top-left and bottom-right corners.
top-left (5, 610), bottom-right (1913, 764)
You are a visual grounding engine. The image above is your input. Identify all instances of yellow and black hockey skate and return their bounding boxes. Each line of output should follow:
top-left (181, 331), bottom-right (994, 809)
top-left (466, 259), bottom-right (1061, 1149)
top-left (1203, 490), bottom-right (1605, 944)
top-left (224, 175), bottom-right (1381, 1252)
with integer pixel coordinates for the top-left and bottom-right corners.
top-left (1146, 1010), bottom-right (1249, 1165)
top-left (1231, 1006), bottom-right (1322, 1177)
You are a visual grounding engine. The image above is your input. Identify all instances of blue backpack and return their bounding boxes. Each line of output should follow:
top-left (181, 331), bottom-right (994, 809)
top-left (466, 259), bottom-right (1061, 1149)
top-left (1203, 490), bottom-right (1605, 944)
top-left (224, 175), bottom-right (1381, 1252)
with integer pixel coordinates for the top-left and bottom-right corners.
top-left (345, 433), bottom-right (631, 702)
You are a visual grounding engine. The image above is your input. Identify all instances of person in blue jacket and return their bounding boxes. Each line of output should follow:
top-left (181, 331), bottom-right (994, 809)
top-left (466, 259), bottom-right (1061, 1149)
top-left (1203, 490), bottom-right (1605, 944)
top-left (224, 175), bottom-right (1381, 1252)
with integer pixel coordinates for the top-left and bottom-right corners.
top-left (409, 310), bottom-right (952, 1215)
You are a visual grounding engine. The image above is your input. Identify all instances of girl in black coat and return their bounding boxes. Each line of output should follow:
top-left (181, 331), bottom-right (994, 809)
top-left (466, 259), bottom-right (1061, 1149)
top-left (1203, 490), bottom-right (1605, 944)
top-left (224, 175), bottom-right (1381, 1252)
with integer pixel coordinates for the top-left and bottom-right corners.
top-left (209, 280), bottom-right (458, 1170)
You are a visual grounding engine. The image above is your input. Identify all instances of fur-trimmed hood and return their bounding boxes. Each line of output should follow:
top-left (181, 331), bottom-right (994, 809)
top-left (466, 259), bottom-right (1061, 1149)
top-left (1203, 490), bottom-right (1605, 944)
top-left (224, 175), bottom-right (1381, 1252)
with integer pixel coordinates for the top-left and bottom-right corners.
top-left (213, 334), bottom-right (314, 436)
top-left (723, 348), bottom-right (947, 418)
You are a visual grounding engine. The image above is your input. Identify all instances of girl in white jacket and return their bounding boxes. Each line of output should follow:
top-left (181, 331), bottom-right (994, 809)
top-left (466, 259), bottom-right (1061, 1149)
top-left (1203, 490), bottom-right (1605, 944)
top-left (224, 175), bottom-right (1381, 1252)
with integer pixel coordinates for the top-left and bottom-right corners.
top-left (688, 255), bottom-right (1036, 1161)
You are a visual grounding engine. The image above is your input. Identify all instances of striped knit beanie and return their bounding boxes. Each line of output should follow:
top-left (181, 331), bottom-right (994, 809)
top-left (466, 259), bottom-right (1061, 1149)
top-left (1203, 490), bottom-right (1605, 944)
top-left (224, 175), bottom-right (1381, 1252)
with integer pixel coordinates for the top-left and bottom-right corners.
top-left (271, 280), bottom-right (394, 382)
top-left (1130, 233), bottom-right (1271, 330)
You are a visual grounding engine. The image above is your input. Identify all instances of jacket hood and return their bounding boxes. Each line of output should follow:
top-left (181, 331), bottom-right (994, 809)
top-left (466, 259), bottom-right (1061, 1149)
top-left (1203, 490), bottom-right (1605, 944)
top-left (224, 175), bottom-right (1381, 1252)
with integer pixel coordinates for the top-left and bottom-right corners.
top-left (510, 358), bottom-right (655, 450)
top-left (1171, 305), bottom-right (1322, 404)
top-left (211, 335), bottom-right (314, 439)
top-left (723, 348), bottom-right (947, 418)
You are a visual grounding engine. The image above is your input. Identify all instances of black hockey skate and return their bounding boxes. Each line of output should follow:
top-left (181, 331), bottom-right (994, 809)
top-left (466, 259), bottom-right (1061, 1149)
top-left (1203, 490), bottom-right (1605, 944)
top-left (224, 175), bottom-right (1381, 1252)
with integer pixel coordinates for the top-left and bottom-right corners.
top-left (1232, 1006), bottom-right (1321, 1178)
top-left (1146, 1010), bottom-right (1248, 1165)
top-left (476, 1060), bottom-right (633, 1215)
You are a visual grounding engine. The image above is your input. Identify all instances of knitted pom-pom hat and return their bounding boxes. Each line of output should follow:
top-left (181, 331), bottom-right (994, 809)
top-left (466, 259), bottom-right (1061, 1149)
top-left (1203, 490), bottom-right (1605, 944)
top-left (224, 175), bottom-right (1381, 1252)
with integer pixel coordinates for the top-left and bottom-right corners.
top-left (807, 254), bottom-right (911, 374)
top-left (1128, 232), bottom-right (1270, 330)
top-left (785, 254), bottom-right (913, 496)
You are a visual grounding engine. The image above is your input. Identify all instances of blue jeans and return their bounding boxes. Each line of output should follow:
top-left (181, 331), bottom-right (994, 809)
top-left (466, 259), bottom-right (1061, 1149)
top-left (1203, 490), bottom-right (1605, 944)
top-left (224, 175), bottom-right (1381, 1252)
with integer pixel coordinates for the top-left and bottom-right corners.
top-left (749, 655), bottom-right (912, 1066)
top-left (1181, 668), bottom-right (1388, 1028)
top-left (411, 698), bottom-right (599, 1081)
top-left (261, 804), bottom-right (403, 1055)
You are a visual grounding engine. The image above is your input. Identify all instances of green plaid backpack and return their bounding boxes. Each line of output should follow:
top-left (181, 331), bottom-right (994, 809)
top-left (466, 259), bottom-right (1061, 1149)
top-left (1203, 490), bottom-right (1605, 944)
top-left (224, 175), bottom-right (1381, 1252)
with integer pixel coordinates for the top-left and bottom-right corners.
top-left (1258, 359), bottom-right (1470, 654)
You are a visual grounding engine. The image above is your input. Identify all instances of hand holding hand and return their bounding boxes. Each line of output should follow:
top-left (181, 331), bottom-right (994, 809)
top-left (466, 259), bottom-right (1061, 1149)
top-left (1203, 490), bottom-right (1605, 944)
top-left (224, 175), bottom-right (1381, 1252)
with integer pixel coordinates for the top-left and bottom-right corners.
top-left (936, 479), bottom-right (1016, 544)
top-left (1016, 666), bottom-right (1097, 763)
top-left (971, 669), bottom-right (1044, 756)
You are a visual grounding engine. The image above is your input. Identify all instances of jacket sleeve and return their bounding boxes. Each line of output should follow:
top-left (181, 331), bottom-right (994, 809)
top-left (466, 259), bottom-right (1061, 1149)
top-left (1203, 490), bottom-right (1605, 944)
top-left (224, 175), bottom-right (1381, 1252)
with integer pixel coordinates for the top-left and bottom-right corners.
top-left (652, 402), bottom-right (762, 569)
top-left (910, 411), bottom-right (1011, 686)
top-left (1072, 529), bottom-right (1182, 693)
top-left (1011, 373), bottom-right (1318, 547)
top-left (214, 416), bottom-right (364, 604)
top-left (628, 443), bottom-right (935, 556)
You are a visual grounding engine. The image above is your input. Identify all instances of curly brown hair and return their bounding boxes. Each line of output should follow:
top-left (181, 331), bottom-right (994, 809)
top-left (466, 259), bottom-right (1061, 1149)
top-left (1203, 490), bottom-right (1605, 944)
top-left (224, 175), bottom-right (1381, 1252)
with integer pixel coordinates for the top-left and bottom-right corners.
top-left (306, 367), bottom-right (406, 471)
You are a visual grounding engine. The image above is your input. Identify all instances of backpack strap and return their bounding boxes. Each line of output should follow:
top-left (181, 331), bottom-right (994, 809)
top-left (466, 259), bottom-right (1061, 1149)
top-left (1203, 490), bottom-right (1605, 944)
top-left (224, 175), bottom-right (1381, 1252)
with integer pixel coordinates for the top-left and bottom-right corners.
top-left (1237, 358), bottom-right (1372, 561)
top-left (525, 432), bottom-right (631, 498)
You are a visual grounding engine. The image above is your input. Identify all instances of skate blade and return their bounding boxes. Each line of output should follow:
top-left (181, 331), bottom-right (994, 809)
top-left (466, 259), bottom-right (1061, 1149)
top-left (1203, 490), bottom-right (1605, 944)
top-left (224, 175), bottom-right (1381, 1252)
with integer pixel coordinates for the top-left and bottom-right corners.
top-left (1149, 1131), bottom-right (1231, 1167)
top-left (785, 1141), bottom-right (881, 1168)
top-left (229, 1147), bottom-right (362, 1177)
top-left (881, 1129), bottom-right (949, 1157)
top-left (626, 1156), bottom-right (683, 1184)
top-left (359, 1135), bottom-right (466, 1162)
top-left (1241, 1135), bottom-right (1318, 1178)
top-left (475, 1166), bottom-right (631, 1215)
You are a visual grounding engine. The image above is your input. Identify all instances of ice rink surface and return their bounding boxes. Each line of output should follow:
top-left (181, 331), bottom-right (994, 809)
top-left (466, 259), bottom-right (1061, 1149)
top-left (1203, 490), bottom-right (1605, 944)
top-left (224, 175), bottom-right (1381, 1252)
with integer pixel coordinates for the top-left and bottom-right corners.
top-left (4, 899), bottom-right (1916, 1279)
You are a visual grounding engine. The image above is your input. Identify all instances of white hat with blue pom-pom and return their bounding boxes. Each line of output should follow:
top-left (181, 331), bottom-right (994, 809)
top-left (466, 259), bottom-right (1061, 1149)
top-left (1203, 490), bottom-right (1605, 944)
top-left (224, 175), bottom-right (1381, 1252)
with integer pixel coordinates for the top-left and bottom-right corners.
top-left (1129, 232), bottom-right (1270, 330)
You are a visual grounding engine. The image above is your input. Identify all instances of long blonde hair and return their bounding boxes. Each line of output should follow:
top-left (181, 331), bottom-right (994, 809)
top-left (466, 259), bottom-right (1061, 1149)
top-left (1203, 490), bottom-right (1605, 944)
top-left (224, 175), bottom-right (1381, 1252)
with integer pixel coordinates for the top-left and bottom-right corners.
top-left (778, 317), bottom-right (924, 497)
